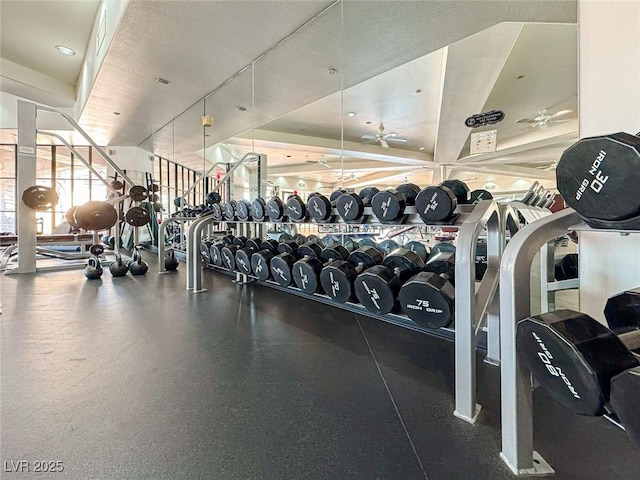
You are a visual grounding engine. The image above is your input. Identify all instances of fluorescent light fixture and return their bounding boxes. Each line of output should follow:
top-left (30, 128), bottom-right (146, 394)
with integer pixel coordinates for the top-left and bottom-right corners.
top-left (55, 45), bottom-right (75, 56)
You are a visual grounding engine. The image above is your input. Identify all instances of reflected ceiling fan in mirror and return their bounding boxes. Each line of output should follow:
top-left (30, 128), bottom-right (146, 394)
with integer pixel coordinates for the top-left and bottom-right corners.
top-left (305, 155), bottom-right (332, 168)
top-left (361, 123), bottom-right (408, 148)
top-left (337, 172), bottom-right (357, 181)
top-left (517, 108), bottom-right (575, 128)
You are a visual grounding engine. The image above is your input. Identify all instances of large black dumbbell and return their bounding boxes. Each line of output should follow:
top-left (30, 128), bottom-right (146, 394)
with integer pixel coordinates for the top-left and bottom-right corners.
top-left (429, 241), bottom-right (455, 258)
top-left (398, 271), bottom-right (455, 329)
top-left (335, 187), bottom-right (379, 222)
top-left (234, 238), bottom-right (263, 275)
top-left (266, 196), bottom-right (286, 221)
top-left (554, 253), bottom-right (579, 281)
top-left (201, 240), bottom-right (212, 265)
top-left (556, 132), bottom-right (640, 225)
top-left (424, 251), bottom-right (455, 286)
top-left (377, 239), bottom-right (399, 255)
top-left (292, 243), bottom-right (348, 295)
top-left (355, 248), bottom-right (425, 314)
top-left (271, 240), bottom-right (323, 287)
top-left (251, 248), bottom-right (274, 281)
top-left (469, 189), bottom-right (493, 204)
top-left (286, 194), bottom-right (307, 222)
top-left (605, 288), bottom-right (640, 334)
top-left (415, 184), bottom-right (458, 223)
top-left (517, 309), bottom-right (639, 424)
top-left (236, 199), bottom-right (252, 221)
top-left (223, 200), bottom-right (238, 221)
top-left (220, 244), bottom-right (239, 270)
top-left (307, 192), bottom-right (339, 223)
top-left (370, 183), bottom-right (420, 223)
top-left (320, 246), bottom-right (384, 303)
top-left (403, 241), bottom-right (430, 263)
top-left (260, 239), bottom-right (279, 253)
top-left (440, 179), bottom-right (470, 205)
top-left (211, 203), bottom-right (223, 221)
top-left (250, 197), bottom-right (267, 222)
top-left (209, 242), bottom-right (224, 267)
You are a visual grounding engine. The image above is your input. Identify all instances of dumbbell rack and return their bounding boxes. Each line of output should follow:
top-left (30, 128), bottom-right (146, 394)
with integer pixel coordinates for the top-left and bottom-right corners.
top-left (184, 199), bottom-right (516, 431)
top-left (500, 208), bottom-right (640, 475)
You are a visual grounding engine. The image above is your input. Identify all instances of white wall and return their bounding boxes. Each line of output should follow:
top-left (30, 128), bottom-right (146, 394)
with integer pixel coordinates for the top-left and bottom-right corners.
top-left (577, 0), bottom-right (640, 322)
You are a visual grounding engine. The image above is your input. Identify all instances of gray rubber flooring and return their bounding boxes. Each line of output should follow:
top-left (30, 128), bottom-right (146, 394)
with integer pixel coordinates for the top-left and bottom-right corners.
top-left (1, 258), bottom-right (639, 479)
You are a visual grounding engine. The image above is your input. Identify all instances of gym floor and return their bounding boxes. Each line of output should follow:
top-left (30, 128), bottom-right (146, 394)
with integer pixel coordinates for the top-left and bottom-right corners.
top-left (2, 258), bottom-right (639, 479)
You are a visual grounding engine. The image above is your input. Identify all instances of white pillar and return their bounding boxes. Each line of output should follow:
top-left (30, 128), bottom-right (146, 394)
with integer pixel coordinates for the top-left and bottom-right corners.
top-left (578, 0), bottom-right (640, 321)
top-left (16, 101), bottom-right (37, 273)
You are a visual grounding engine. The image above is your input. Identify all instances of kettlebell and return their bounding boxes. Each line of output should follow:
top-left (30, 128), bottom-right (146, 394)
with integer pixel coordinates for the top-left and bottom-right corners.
top-left (164, 250), bottom-right (179, 271)
top-left (129, 249), bottom-right (148, 276)
top-left (109, 252), bottom-right (129, 277)
top-left (84, 256), bottom-right (103, 280)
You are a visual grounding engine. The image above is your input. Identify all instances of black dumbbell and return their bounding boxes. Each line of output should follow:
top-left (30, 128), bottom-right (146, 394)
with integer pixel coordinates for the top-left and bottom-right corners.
top-left (415, 184), bottom-right (458, 223)
top-left (220, 244), bottom-right (239, 270)
top-left (403, 241), bottom-right (429, 263)
top-left (211, 203), bottom-right (223, 221)
top-left (206, 191), bottom-right (222, 205)
top-left (320, 246), bottom-right (384, 303)
top-left (234, 239), bottom-right (262, 275)
top-left (554, 253), bottom-right (579, 281)
top-left (266, 196), bottom-right (286, 221)
top-left (475, 240), bottom-right (487, 281)
top-left (209, 242), bottom-right (224, 267)
top-left (292, 233), bottom-right (307, 244)
top-left (251, 248), bottom-right (274, 281)
top-left (354, 248), bottom-right (425, 314)
top-left (270, 240), bottom-right (323, 287)
top-left (370, 183), bottom-right (420, 223)
top-left (357, 238), bottom-right (378, 248)
top-left (260, 239), bottom-right (279, 253)
top-left (440, 179), bottom-right (470, 204)
top-left (250, 197), bottom-right (267, 221)
top-left (221, 234), bottom-right (235, 245)
top-left (236, 200), bottom-right (252, 221)
top-left (398, 271), bottom-right (455, 329)
top-left (469, 189), bottom-right (493, 204)
top-left (605, 288), bottom-right (640, 335)
top-left (556, 132), bottom-right (640, 223)
top-left (307, 193), bottom-right (335, 223)
top-left (201, 240), bottom-right (212, 265)
top-left (232, 236), bottom-right (248, 247)
top-left (223, 200), bottom-right (238, 221)
top-left (285, 195), bottom-right (307, 222)
top-left (429, 241), bottom-right (455, 258)
top-left (424, 251), bottom-right (455, 286)
top-left (516, 309), bottom-right (639, 422)
top-left (335, 187), bottom-right (379, 222)
top-left (378, 239), bottom-right (399, 255)
top-left (292, 244), bottom-right (351, 295)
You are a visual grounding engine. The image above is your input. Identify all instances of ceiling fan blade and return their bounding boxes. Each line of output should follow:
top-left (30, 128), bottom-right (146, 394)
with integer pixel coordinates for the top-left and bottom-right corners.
top-left (379, 139), bottom-right (390, 148)
top-left (386, 137), bottom-right (407, 143)
top-left (361, 134), bottom-right (377, 140)
top-left (551, 109), bottom-right (574, 119)
top-left (382, 132), bottom-right (398, 139)
top-left (517, 118), bottom-right (538, 124)
top-left (305, 160), bottom-right (317, 163)
top-left (323, 163), bottom-right (332, 169)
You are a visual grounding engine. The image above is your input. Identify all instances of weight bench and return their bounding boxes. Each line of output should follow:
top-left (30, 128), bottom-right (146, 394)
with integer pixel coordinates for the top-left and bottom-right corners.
top-left (0, 233), bottom-right (97, 270)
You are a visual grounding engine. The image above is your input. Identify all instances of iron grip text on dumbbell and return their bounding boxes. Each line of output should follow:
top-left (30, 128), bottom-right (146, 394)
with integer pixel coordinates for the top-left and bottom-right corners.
top-left (575, 149), bottom-right (609, 200)
top-left (531, 331), bottom-right (581, 399)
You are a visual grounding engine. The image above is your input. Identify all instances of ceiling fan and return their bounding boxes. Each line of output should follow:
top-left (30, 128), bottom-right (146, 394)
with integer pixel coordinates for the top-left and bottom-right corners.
top-left (336, 172), bottom-right (357, 181)
top-left (361, 123), bottom-right (408, 148)
top-left (517, 108), bottom-right (574, 128)
top-left (305, 156), bottom-right (332, 168)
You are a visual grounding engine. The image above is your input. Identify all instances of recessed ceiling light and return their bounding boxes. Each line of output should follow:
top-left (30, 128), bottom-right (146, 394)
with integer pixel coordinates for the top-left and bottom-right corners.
top-left (419, 147), bottom-right (426, 151)
top-left (237, 106), bottom-right (247, 112)
top-left (346, 111), bottom-right (357, 118)
top-left (516, 74), bottom-right (526, 80)
top-left (156, 78), bottom-right (170, 85)
top-left (328, 68), bottom-right (337, 75)
top-left (113, 112), bottom-right (120, 116)
top-left (55, 45), bottom-right (75, 56)
top-left (365, 121), bottom-right (372, 125)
